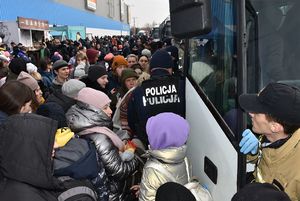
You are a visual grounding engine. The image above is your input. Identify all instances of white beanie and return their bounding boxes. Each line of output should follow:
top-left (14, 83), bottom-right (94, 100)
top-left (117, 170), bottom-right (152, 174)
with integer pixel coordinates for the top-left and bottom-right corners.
top-left (26, 63), bottom-right (38, 74)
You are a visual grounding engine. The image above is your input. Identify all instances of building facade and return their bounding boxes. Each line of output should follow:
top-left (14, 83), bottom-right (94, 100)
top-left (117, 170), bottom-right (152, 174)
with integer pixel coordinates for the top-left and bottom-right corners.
top-left (0, 0), bottom-right (130, 47)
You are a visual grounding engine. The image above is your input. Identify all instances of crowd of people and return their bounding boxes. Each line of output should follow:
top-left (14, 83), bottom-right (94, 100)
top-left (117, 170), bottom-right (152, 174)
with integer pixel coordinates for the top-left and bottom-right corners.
top-left (0, 33), bottom-right (299, 201)
top-left (0, 34), bottom-right (189, 201)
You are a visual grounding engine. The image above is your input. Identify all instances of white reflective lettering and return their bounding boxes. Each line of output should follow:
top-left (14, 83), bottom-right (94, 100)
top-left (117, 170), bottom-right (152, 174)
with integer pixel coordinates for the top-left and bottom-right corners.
top-left (142, 96), bottom-right (147, 106)
top-left (162, 86), bottom-right (167, 94)
top-left (145, 88), bottom-right (151, 96)
top-left (149, 97), bottom-right (155, 105)
top-left (171, 85), bottom-right (177, 93)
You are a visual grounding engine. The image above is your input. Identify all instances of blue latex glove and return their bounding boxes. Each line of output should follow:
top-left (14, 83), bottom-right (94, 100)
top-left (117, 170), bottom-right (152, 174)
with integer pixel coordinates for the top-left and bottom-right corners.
top-left (239, 129), bottom-right (259, 154)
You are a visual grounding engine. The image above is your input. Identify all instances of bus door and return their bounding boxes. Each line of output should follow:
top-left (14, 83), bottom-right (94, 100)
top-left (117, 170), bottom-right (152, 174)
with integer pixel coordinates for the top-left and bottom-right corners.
top-left (170, 0), bottom-right (247, 200)
top-left (171, 0), bottom-right (300, 200)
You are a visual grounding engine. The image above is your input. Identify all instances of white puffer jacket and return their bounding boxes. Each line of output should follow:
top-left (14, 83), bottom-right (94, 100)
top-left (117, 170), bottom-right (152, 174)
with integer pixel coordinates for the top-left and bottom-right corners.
top-left (139, 145), bottom-right (188, 201)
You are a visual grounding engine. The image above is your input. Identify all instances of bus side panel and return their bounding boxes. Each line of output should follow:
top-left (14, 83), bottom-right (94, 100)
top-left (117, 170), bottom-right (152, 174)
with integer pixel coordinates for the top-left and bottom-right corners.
top-left (186, 79), bottom-right (238, 201)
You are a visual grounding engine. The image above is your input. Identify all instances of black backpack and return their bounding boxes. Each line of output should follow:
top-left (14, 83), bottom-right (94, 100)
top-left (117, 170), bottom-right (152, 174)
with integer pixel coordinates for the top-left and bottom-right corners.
top-left (56, 177), bottom-right (98, 201)
top-left (54, 138), bottom-right (98, 180)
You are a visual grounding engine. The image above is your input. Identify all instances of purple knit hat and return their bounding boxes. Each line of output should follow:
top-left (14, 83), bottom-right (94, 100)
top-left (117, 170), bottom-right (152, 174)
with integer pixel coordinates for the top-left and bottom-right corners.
top-left (146, 112), bottom-right (190, 150)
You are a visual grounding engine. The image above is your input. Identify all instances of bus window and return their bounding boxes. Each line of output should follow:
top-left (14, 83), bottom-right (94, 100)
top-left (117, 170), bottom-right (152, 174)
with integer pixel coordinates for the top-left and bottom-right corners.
top-left (249, 0), bottom-right (300, 88)
top-left (245, 1), bottom-right (259, 94)
top-left (187, 0), bottom-right (238, 134)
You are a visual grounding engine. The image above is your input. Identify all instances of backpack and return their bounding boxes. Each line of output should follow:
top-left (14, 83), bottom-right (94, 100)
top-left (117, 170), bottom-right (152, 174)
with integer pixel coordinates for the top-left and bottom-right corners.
top-left (54, 138), bottom-right (98, 180)
top-left (56, 176), bottom-right (98, 201)
top-left (147, 158), bottom-right (213, 201)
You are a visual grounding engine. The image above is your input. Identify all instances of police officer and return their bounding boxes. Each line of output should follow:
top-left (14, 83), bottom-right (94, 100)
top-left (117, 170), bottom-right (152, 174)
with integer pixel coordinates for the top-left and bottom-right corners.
top-left (127, 50), bottom-right (185, 146)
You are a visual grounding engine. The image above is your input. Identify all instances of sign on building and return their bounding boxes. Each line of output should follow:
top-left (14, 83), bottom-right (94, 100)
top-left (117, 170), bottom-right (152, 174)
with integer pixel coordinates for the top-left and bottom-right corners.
top-left (86, 0), bottom-right (97, 11)
top-left (18, 17), bottom-right (49, 30)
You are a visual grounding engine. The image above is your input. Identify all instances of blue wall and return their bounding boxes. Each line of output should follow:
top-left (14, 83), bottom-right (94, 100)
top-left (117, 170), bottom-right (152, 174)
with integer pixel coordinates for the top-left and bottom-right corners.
top-left (0, 0), bottom-right (129, 32)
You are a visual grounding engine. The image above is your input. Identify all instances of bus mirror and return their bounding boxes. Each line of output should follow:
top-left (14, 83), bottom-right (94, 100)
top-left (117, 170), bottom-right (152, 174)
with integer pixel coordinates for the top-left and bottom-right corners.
top-left (169, 0), bottom-right (212, 39)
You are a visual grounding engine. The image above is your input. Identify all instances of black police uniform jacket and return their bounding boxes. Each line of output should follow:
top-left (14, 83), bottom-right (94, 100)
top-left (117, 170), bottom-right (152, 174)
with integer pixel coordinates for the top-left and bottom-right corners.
top-left (127, 70), bottom-right (185, 146)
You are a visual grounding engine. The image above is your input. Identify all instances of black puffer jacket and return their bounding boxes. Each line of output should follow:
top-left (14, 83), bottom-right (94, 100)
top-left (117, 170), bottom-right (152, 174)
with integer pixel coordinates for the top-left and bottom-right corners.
top-left (0, 113), bottom-right (62, 201)
top-left (46, 89), bottom-right (76, 113)
top-left (66, 102), bottom-right (138, 201)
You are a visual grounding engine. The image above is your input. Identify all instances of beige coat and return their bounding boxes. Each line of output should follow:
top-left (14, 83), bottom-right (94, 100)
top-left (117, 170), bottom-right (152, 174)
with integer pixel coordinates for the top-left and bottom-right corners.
top-left (139, 145), bottom-right (188, 201)
top-left (254, 129), bottom-right (300, 201)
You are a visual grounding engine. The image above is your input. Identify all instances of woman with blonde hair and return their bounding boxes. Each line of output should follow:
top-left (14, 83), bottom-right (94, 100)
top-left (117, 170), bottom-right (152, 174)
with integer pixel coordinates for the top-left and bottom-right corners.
top-left (73, 52), bottom-right (89, 79)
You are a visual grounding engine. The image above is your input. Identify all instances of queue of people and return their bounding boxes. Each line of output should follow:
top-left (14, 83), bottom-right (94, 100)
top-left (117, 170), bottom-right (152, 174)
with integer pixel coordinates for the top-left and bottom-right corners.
top-left (0, 34), bottom-right (298, 201)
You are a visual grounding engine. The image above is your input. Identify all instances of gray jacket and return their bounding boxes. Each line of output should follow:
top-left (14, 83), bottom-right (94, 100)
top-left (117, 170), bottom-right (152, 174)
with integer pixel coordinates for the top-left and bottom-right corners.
top-left (66, 101), bottom-right (138, 201)
top-left (139, 145), bottom-right (189, 201)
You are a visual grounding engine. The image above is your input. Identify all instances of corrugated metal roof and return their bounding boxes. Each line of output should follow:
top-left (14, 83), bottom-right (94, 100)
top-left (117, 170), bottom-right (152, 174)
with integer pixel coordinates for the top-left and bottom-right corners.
top-left (0, 0), bottom-right (129, 31)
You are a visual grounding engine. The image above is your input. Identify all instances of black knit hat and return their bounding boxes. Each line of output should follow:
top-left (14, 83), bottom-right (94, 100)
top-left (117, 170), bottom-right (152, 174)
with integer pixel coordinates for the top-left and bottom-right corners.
top-left (88, 64), bottom-right (107, 82)
top-left (53, 60), bottom-right (68, 71)
top-left (231, 183), bottom-right (291, 201)
top-left (150, 50), bottom-right (174, 70)
top-left (8, 58), bottom-right (27, 75)
top-left (156, 182), bottom-right (196, 201)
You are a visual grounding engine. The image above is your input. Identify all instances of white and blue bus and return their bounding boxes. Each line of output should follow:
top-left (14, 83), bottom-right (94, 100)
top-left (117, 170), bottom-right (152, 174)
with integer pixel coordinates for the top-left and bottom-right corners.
top-left (169, 0), bottom-right (300, 200)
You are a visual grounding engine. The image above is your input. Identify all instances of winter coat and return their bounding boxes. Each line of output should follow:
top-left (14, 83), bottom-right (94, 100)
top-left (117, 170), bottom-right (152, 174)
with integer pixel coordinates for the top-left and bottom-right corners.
top-left (254, 129), bottom-right (300, 201)
top-left (0, 65), bottom-right (8, 78)
top-left (0, 113), bottom-right (62, 201)
top-left (112, 87), bottom-right (135, 136)
top-left (107, 71), bottom-right (121, 92)
top-left (127, 73), bottom-right (185, 146)
top-left (66, 102), bottom-right (139, 201)
top-left (46, 88), bottom-right (76, 113)
top-left (0, 110), bottom-right (8, 125)
top-left (51, 77), bottom-right (64, 91)
top-left (40, 70), bottom-right (55, 89)
top-left (139, 145), bottom-right (188, 201)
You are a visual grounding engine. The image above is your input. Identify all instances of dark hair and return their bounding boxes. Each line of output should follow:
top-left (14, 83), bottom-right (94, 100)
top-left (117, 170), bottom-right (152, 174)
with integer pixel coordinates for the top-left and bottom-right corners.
top-left (138, 55), bottom-right (149, 61)
top-left (266, 114), bottom-right (300, 135)
top-left (131, 63), bottom-right (143, 70)
top-left (0, 81), bottom-right (34, 115)
top-left (39, 58), bottom-right (51, 71)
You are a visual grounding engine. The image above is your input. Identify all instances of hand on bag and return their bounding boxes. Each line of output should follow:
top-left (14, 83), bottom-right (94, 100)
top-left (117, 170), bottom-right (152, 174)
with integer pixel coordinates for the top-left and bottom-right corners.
top-left (125, 140), bottom-right (137, 153)
top-left (130, 185), bottom-right (140, 198)
top-left (239, 129), bottom-right (259, 155)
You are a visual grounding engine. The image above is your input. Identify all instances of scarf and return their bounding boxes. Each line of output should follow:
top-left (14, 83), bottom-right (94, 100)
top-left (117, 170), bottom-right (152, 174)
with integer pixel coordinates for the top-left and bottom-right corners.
top-left (79, 126), bottom-right (125, 152)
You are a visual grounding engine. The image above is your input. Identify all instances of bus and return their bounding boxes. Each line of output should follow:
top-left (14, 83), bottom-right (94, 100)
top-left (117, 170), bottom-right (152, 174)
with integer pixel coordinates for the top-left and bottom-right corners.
top-left (158, 16), bottom-right (172, 41)
top-left (169, 0), bottom-right (300, 200)
top-left (150, 26), bottom-right (160, 41)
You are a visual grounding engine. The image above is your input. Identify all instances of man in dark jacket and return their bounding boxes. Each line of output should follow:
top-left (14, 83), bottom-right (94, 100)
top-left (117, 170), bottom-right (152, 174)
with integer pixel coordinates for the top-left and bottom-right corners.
top-left (0, 113), bottom-right (61, 201)
top-left (127, 50), bottom-right (185, 146)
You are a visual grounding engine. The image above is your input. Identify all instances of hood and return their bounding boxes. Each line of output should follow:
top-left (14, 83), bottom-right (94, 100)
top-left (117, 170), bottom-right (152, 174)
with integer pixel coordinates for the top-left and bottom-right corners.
top-left (39, 70), bottom-right (55, 78)
top-left (0, 113), bottom-right (61, 190)
top-left (66, 101), bottom-right (112, 133)
top-left (148, 145), bottom-right (187, 164)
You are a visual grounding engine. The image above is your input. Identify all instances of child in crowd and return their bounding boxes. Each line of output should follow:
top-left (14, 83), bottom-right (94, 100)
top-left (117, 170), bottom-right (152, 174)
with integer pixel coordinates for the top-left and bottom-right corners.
top-left (139, 112), bottom-right (190, 201)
